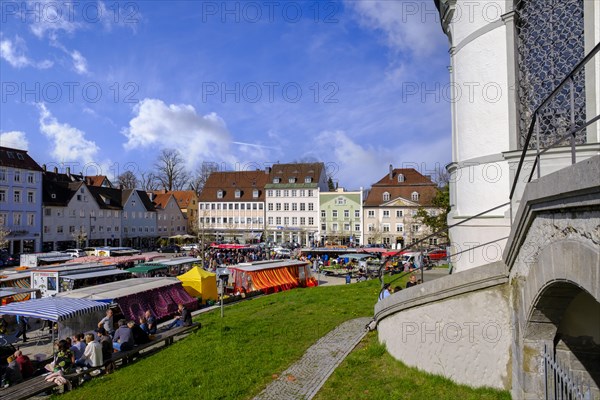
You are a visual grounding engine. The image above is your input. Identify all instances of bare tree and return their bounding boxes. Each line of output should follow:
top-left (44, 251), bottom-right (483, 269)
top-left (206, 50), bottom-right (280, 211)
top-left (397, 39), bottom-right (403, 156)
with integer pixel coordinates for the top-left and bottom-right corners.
top-left (117, 170), bottom-right (139, 189)
top-left (154, 149), bottom-right (190, 191)
top-left (0, 226), bottom-right (10, 249)
top-left (434, 165), bottom-right (450, 187)
top-left (189, 162), bottom-right (219, 195)
top-left (140, 170), bottom-right (160, 191)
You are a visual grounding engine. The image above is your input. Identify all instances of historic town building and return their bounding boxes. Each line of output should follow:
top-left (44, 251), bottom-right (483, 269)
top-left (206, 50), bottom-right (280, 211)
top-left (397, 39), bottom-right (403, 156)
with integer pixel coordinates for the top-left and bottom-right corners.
top-left (319, 188), bottom-right (363, 246)
top-left (0, 146), bottom-right (43, 253)
top-left (363, 166), bottom-right (440, 248)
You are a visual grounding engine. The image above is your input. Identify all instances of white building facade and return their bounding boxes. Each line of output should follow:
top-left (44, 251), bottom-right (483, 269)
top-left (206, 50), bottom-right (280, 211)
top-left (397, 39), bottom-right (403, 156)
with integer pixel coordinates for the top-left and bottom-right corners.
top-left (438, 0), bottom-right (600, 271)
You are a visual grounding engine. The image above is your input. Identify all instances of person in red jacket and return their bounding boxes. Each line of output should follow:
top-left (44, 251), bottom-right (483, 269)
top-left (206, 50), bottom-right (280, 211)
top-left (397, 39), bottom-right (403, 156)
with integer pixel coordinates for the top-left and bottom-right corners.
top-left (14, 350), bottom-right (34, 379)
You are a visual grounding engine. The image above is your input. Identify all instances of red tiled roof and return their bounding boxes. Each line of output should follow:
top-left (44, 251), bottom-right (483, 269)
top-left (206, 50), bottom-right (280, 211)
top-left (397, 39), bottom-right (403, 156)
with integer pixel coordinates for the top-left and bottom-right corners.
top-left (85, 175), bottom-right (110, 187)
top-left (268, 162), bottom-right (324, 184)
top-left (151, 193), bottom-right (173, 209)
top-left (364, 168), bottom-right (438, 207)
top-left (198, 170), bottom-right (269, 202)
top-left (168, 190), bottom-right (198, 208)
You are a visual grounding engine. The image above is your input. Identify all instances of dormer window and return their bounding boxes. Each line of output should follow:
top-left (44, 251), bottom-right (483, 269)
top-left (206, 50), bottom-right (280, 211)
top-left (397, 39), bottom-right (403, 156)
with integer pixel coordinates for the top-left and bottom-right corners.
top-left (383, 192), bottom-right (390, 202)
top-left (273, 178), bottom-right (280, 184)
top-left (304, 177), bottom-right (312, 183)
top-left (16, 153), bottom-right (24, 160)
top-left (411, 191), bottom-right (419, 201)
top-left (217, 190), bottom-right (224, 199)
top-left (398, 174), bottom-right (405, 183)
top-left (288, 177), bottom-right (296, 183)
top-left (235, 189), bottom-right (241, 198)
top-left (252, 189), bottom-right (259, 198)
top-left (6, 152), bottom-right (14, 159)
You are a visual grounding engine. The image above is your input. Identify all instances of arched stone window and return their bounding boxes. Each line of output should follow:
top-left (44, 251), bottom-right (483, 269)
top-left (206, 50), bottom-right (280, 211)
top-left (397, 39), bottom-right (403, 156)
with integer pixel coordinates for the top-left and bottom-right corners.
top-left (516, 0), bottom-right (586, 148)
top-left (383, 192), bottom-right (390, 202)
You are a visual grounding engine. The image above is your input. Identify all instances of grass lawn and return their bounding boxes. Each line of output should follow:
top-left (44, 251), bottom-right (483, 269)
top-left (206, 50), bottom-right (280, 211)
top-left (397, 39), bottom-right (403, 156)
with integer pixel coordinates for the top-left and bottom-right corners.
top-left (315, 332), bottom-right (511, 400)
top-left (57, 275), bottom-right (510, 400)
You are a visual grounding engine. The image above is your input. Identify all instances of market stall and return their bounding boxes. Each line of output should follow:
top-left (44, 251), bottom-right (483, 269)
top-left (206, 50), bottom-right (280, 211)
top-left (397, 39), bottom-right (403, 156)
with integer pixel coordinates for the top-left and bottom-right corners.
top-left (177, 267), bottom-right (218, 303)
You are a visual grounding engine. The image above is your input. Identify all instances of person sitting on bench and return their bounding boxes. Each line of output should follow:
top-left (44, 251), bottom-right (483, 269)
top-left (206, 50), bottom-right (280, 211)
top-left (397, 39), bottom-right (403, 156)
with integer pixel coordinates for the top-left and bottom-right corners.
top-left (165, 304), bottom-right (192, 330)
top-left (112, 319), bottom-right (134, 352)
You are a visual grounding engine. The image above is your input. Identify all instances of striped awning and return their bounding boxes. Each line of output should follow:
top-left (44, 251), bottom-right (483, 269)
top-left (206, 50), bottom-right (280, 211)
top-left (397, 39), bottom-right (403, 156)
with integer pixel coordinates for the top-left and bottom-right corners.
top-left (0, 297), bottom-right (109, 322)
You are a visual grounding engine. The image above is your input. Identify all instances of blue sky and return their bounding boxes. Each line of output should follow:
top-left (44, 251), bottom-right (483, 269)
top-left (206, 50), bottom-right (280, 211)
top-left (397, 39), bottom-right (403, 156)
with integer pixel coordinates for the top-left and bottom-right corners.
top-left (0, 0), bottom-right (451, 188)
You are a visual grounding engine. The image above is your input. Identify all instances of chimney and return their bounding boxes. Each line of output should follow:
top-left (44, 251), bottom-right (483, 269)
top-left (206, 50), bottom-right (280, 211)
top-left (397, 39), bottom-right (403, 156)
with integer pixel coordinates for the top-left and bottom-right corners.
top-left (265, 166), bottom-right (271, 174)
top-left (66, 167), bottom-right (71, 177)
top-left (53, 166), bottom-right (58, 174)
top-left (388, 164), bottom-right (393, 179)
top-left (42, 164), bottom-right (46, 171)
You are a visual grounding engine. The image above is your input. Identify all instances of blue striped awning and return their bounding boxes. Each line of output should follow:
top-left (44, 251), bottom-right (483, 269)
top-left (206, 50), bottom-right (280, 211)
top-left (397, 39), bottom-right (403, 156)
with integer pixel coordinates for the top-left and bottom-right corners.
top-left (0, 297), bottom-right (109, 322)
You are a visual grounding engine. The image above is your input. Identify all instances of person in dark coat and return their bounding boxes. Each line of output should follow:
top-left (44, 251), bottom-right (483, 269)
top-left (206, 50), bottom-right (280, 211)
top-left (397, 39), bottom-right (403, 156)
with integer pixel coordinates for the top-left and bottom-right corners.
top-left (15, 315), bottom-right (28, 343)
top-left (127, 320), bottom-right (150, 345)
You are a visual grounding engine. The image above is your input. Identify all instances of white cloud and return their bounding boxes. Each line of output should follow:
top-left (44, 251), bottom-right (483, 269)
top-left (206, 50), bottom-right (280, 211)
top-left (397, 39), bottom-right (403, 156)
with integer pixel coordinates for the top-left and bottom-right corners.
top-left (27, 0), bottom-right (82, 39)
top-left (122, 98), bottom-right (236, 167)
top-left (347, 0), bottom-right (445, 57)
top-left (0, 131), bottom-right (29, 150)
top-left (313, 130), bottom-right (450, 188)
top-left (37, 103), bottom-right (100, 165)
top-left (70, 50), bottom-right (88, 74)
top-left (0, 35), bottom-right (53, 69)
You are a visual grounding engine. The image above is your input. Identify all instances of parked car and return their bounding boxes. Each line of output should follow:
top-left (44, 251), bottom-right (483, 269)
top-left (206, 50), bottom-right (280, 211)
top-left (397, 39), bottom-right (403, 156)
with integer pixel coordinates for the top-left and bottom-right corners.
top-left (181, 244), bottom-right (199, 251)
top-left (158, 245), bottom-right (181, 253)
top-left (0, 251), bottom-right (19, 267)
top-left (62, 249), bottom-right (86, 258)
top-left (427, 249), bottom-right (448, 261)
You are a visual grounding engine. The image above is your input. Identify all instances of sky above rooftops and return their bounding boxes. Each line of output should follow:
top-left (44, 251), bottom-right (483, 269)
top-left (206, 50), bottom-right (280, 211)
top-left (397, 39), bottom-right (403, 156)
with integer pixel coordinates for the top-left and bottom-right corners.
top-left (0, 0), bottom-right (450, 189)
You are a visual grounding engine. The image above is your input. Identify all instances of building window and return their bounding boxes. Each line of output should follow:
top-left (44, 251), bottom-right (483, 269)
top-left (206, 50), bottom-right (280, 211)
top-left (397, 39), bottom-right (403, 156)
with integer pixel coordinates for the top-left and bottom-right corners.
top-left (411, 224), bottom-right (420, 233)
top-left (288, 177), bottom-right (296, 183)
top-left (276, 217), bottom-right (281, 225)
top-left (308, 203), bottom-right (314, 211)
top-left (0, 169), bottom-right (6, 181)
top-left (307, 190), bottom-right (313, 197)
top-left (252, 189), bottom-right (259, 198)
top-left (383, 192), bottom-right (390, 202)
top-left (291, 190), bottom-right (297, 197)
top-left (292, 217), bottom-right (297, 225)
top-left (354, 210), bottom-right (360, 218)
top-left (284, 203), bottom-right (289, 211)
top-left (354, 224), bottom-right (360, 231)
top-left (275, 190), bottom-right (281, 197)
top-left (13, 190), bottom-right (21, 203)
top-left (45, 208), bottom-right (51, 216)
top-left (411, 192), bottom-right (419, 201)
top-left (332, 210), bottom-right (338, 218)
top-left (299, 190), bottom-right (305, 197)
top-left (332, 223), bottom-right (338, 231)
top-left (0, 189), bottom-right (5, 202)
top-left (292, 203), bottom-right (297, 211)
top-left (300, 203), bottom-right (305, 211)
top-left (396, 224), bottom-right (404, 232)
top-left (268, 203), bottom-right (273, 211)
top-left (344, 210), bottom-right (349, 218)
top-left (14, 171), bottom-right (20, 182)
top-left (234, 189), bottom-right (241, 198)
top-left (217, 190), bottom-right (224, 199)
top-left (308, 217), bottom-right (314, 225)
top-left (367, 210), bottom-right (375, 218)
top-left (57, 225), bottom-right (63, 233)
top-left (283, 190), bottom-right (289, 197)
top-left (27, 213), bottom-right (35, 226)
top-left (304, 177), bottom-right (312, 183)
top-left (268, 217), bottom-right (273, 225)
top-left (267, 190), bottom-right (273, 197)
top-left (27, 191), bottom-right (34, 203)
top-left (259, 203), bottom-right (264, 210)
top-left (344, 223), bottom-right (350, 231)
top-left (396, 210), bottom-right (403, 218)
top-left (320, 210), bottom-right (325, 218)
top-left (383, 224), bottom-right (390, 232)
top-left (398, 174), bottom-right (405, 183)
top-left (27, 173), bottom-right (34, 183)
top-left (273, 178), bottom-right (280, 184)
top-left (300, 217), bottom-right (305, 225)
top-left (368, 224), bottom-right (374, 232)
top-left (276, 203), bottom-right (281, 211)
top-left (240, 203), bottom-right (245, 210)
top-left (383, 210), bottom-right (390, 218)
top-left (284, 217), bottom-right (289, 225)
top-left (69, 225), bottom-right (75, 233)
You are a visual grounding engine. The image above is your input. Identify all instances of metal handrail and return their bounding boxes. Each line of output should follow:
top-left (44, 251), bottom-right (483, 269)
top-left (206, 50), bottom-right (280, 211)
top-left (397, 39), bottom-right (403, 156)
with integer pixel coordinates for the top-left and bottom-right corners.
top-left (509, 42), bottom-right (600, 202)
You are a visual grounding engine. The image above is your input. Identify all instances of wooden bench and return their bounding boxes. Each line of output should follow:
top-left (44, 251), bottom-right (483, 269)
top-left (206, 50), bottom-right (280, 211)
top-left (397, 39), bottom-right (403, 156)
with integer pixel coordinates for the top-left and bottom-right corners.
top-left (0, 323), bottom-right (201, 400)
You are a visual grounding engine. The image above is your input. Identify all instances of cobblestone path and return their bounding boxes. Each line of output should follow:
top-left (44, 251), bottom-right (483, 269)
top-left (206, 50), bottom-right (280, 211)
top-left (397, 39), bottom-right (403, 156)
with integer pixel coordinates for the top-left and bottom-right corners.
top-left (254, 317), bottom-right (371, 400)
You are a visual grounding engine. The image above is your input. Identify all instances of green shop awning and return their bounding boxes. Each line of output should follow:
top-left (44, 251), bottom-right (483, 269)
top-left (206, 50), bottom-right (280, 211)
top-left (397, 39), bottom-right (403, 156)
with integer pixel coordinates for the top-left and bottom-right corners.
top-left (127, 264), bottom-right (168, 274)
